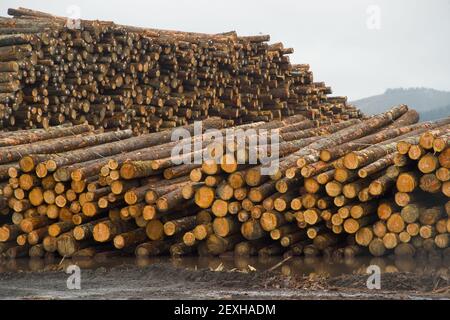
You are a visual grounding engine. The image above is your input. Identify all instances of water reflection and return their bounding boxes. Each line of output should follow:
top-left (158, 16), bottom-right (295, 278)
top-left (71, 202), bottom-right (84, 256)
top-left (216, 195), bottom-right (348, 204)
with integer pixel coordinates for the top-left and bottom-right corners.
top-left (1, 254), bottom-right (449, 277)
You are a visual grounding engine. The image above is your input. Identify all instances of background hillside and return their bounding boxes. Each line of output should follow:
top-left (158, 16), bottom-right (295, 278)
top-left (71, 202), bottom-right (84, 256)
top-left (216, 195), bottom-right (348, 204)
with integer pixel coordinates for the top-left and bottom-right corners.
top-left (351, 88), bottom-right (450, 120)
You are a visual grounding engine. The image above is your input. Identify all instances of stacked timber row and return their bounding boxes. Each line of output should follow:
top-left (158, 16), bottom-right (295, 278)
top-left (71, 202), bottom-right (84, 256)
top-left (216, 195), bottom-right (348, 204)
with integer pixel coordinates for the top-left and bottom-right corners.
top-left (0, 117), bottom-right (231, 257)
top-left (384, 129), bottom-right (450, 256)
top-left (0, 114), bottom-right (315, 258)
top-left (0, 123), bottom-right (104, 216)
top-left (184, 105), bottom-right (450, 259)
top-left (1, 105), bottom-right (449, 259)
top-left (306, 115), bottom-right (450, 258)
top-left (0, 7), bottom-right (361, 133)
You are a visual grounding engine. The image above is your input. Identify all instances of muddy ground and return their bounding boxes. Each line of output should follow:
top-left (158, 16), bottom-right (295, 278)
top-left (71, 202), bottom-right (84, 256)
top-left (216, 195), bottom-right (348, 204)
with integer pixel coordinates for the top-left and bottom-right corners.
top-left (0, 256), bottom-right (449, 299)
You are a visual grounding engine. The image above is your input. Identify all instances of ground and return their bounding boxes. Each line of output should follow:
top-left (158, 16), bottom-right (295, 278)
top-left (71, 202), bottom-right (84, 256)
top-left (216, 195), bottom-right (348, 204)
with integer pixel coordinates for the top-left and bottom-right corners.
top-left (0, 256), bottom-right (449, 299)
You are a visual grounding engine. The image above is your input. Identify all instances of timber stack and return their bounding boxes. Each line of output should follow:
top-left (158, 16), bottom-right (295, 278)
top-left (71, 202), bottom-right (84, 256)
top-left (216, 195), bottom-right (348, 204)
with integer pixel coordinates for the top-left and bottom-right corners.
top-left (0, 7), bottom-right (361, 133)
top-left (0, 116), bottom-right (230, 257)
top-left (1, 104), bottom-right (449, 260)
top-left (0, 8), bottom-right (448, 261)
top-left (183, 105), bottom-right (450, 260)
top-left (0, 113), bottom-right (314, 258)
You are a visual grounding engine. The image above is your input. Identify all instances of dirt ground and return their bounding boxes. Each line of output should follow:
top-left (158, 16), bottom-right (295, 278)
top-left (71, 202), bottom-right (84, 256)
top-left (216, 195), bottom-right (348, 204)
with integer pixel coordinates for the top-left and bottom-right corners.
top-left (0, 256), bottom-right (449, 300)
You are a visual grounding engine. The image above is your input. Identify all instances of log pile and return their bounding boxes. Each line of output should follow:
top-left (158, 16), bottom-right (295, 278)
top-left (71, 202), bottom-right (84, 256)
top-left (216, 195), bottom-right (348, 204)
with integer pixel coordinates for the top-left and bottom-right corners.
top-left (0, 117), bottom-right (231, 257)
top-left (3, 104), bottom-right (449, 260)
top-left (180, 105), bottom-right (450, 259)
top-left (0, 6), bottom-right (447, 260)
top-left (0, 7), bottom-right (361, 133)
top-left (309, 118), bottom-right (450, 258)
top-left (0, 113), bottom-right (316, 258)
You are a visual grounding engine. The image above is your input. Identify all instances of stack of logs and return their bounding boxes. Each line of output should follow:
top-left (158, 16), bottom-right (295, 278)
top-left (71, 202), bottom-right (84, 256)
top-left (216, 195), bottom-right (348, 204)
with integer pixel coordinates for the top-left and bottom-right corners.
top-left (0, 104), bottom-right (449, 260)
top-left (0, 113), bottom-right (311, 258)
top-left (186, 105), bottom-right (450, 259)
top-left (0, 7), bottom-right (361, 133)
top-left (289, 113), bottom-right (450, 259)
top-left (0, 117), bottom-right (231, 257)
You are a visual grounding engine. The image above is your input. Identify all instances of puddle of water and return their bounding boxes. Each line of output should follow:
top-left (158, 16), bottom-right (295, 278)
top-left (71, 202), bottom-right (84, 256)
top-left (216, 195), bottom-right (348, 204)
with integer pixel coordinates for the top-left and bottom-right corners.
top-left (1, 254), bottom-right (448, 277)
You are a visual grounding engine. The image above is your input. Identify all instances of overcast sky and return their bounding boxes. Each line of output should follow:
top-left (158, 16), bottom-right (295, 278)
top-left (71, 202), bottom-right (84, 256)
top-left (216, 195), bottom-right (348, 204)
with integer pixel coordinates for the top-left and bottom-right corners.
top-left (2, 0), bottom-right (449, 100)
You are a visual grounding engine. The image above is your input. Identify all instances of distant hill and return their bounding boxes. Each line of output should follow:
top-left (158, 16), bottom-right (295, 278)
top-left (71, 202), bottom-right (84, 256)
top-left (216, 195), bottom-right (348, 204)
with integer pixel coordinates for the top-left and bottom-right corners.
top-left (351, 88), bottom-right (450, 120)
top-left (420, 104), bottom-right (450, 121)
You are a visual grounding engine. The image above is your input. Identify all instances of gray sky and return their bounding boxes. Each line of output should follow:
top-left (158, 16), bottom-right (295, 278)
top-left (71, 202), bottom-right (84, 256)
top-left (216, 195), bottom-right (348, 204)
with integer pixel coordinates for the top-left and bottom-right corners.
top-left (2, 0), bottom-right (449, 100)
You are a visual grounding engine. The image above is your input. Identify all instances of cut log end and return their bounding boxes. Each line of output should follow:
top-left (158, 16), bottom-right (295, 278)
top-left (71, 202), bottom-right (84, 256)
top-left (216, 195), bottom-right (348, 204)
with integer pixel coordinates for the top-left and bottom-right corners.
top-left (183, 232), bottom-right (196, 246)
top-left (194, 186), bottom-right (215, 209)
top-left (146, 220), bottom-right (164, 241)
top-left (19, 156), bottom-right (35, 173)
top-left (343, 152), bottom-right (359, 170)
top-left (71, 169), bottom-right (84, 182)
top-left (93, 222), bottom-right (113, 243)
